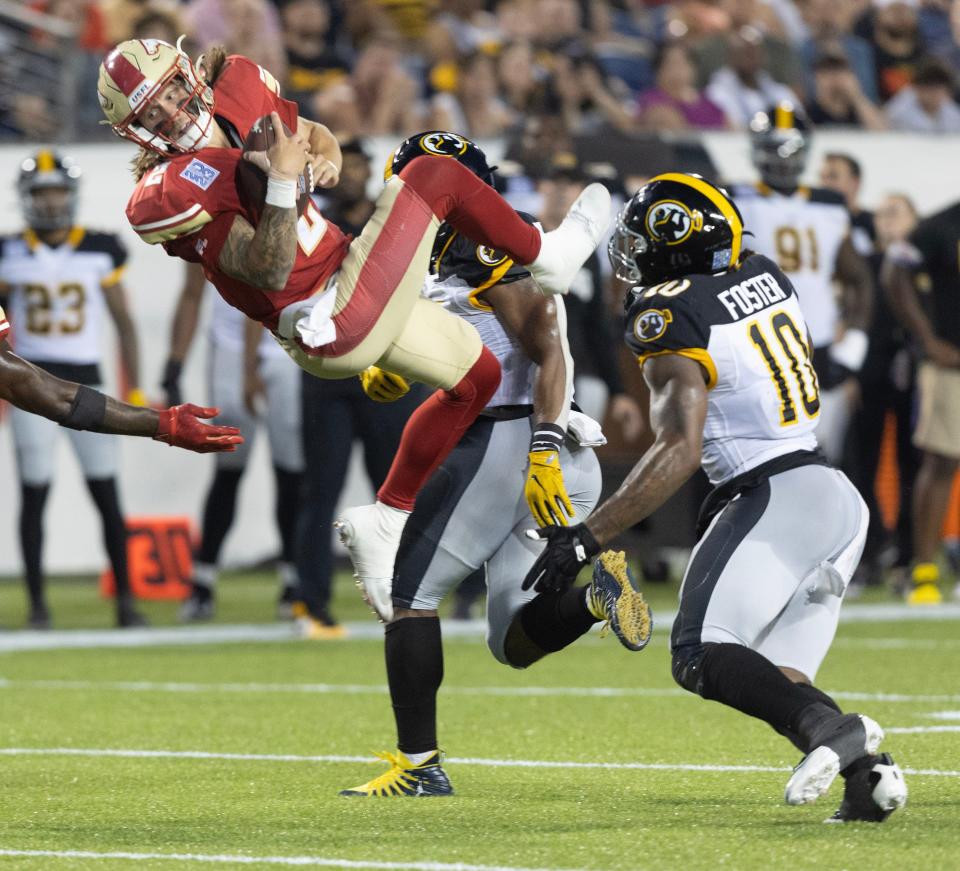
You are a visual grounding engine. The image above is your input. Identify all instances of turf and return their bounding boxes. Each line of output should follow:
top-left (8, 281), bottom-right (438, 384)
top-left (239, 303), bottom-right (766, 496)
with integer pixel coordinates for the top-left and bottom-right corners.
top-left (0, 572), bottom-right (957, 870)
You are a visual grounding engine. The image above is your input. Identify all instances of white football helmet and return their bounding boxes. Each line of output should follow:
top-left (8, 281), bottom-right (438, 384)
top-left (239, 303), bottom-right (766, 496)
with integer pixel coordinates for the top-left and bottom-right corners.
top-left (97, 37), bottom-right (215, 155)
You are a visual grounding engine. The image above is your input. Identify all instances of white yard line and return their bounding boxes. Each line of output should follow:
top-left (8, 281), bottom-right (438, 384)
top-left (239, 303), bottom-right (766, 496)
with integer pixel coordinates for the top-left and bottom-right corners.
top-left (2, 677), bottom-right (959, 705)
top-left (1, 602), bottom-right (959, 653)
top-left (0, 746), bottom-right (956, 777)
top-left (0, 849), bottom-right (582, 871)
top-left (886, 726), bottom-right (960, 734)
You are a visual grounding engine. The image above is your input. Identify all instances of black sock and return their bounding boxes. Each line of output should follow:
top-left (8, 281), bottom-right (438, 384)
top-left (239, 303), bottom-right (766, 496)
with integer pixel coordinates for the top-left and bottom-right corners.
top-left (19, 483), bottom-right (49, 610)
top-left (385, 617), bottom-right (443, 755)
top-left (273, 466), bottom-right (301, 566)
top-left (517, 586), bottom-right (597, 655)
top-left (694, 644), bottom-right (841, 743)
top-left (774, 683), bottom-right (843, 752)
top-left (86, 477), bottom-right (130, 598)
top-left (196, 467), bottom-right (243, 565)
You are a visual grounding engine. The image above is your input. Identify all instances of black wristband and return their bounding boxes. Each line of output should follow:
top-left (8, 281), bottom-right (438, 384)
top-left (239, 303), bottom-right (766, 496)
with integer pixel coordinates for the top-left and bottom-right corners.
top-left (530, 422), bottom-right (565, 453)
top-left (161, 359), bottom-right (183, 387)
top-left (62, 384), bottom-right (107, 432)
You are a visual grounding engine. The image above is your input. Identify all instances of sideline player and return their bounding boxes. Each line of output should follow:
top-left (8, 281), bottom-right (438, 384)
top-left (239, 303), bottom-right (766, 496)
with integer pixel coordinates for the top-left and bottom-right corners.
top-left (96, 37), bottom-right (610, 621)
top-left (339, 132), bottom-right (651, 797)
top-left (160, 262), bottom-right (304, 622)
top-left (732, 103), bottom-right (873, 463)
top-left (1, 151), bottom-right (148, 628)
top-left (526, 173), bottom-right (907, 822)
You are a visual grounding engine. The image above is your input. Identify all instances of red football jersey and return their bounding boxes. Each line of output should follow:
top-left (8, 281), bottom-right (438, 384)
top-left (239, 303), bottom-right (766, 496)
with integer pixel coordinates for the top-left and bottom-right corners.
top-left (125, 55), bottom-right (349, 330)
top-left (0, 302), bottom-right (9, 342)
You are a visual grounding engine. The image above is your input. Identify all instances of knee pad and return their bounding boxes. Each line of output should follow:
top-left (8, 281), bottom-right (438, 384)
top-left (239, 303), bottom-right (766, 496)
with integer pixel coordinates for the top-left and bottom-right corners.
top-left (671, 643), bottom-right (715, 697)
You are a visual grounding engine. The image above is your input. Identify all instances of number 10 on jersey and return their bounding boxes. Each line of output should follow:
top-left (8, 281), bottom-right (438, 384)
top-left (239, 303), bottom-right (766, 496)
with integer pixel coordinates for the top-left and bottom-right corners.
top-left (748, 310), bottom-right (820, 426)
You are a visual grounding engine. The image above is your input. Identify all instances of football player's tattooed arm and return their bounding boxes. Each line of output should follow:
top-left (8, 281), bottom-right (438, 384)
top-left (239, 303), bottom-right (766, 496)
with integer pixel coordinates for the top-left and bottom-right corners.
top-left (834, 237), bottom-right (873, 331)
top-left (218, 209), bottom-right (298, 292)
top-left (103, 282), bottom-right (141, 400)
top-left (584, 354), bottom-right (706, 546)
top-left (484, 277), bottom-right (571, 427)
top-left (883, 256), bottom-right (960, 367)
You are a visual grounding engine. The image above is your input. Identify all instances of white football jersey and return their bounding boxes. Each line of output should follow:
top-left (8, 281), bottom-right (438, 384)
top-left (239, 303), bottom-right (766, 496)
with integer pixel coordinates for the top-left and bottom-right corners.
top-left (626, 253), bottom-right (820, 484)
top-left (732, 184), bottom-right (850, 348)
top-left (0, 229), bottom-right (125, 365)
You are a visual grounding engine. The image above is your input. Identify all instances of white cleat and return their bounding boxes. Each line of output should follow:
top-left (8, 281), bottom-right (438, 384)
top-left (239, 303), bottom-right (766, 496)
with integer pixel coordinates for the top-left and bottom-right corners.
top-left (528, 182), bottom-right (611, 295)
top-left (785, 714), bottom-right (884, 806)
top-left (334, 502), bottom-right (409, 623)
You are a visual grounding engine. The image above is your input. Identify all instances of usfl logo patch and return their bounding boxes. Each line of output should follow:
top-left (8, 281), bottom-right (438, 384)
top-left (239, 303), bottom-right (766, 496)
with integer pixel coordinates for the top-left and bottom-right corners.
top-left (180, 159), bottom-right (220, 190)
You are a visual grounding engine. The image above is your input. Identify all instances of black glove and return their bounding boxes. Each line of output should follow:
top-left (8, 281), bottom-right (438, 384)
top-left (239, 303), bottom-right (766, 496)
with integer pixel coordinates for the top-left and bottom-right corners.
top-left (521, 523), bottom-right (601, 593)
top-left (160, 359), bottom-right (183, 407)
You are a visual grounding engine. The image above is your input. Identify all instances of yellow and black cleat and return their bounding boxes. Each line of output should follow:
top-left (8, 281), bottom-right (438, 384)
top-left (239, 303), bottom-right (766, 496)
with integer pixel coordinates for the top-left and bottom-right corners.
top-left (587, 551), bottom-right (653, 651)
top-left (339, 750), bottom-right (453, 797)
top-left (907, 562), bottom-right (942, 606)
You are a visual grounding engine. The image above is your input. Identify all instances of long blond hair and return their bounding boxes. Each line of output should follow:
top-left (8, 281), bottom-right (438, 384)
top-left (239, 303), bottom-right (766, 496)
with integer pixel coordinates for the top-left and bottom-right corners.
top-left (130, 46), bottom-right (229, 180)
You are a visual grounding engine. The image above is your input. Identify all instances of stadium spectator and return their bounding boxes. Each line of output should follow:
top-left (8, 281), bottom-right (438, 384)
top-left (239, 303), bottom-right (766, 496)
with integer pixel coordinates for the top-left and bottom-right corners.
top-left (496, 40), bottom-right (548, 119)
top-left (806, 51), bottom-right (887, 129)
top-left (99, 0), bottom-right (184, 45)
top-left (885, 56), bottom-right (960, 132)
top-left (885, 196), bottom-right (960, 604)
top-left (795, 0), bottom-right (880, 103)
top-left (927, 0), bottom-right (960, 73)
top-left (185, 0), bottom-right (287, 80)
top-left (129, 7), bottom-right (191, 47)
top-left (635, 41), bottom-right (728, 131)
top-left (547, 51), bottom-right (635, 135)
top-left (846, 193), bottom-right (919, 593)
top-left (705, 27), bottom-right (801, 129)
top-left (859, 0), bottom-right (926, 102)
top-left (427, 50), bottom-right (514, 139)
top-left (819, 152), bottom-right (876, 256)
top-left (279, 0), bottom-right (353, 117)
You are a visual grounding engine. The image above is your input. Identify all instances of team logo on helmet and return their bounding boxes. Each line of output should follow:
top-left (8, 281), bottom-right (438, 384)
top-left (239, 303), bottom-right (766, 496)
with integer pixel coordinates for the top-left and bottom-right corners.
top-left (476, 245), bottom-right (508, 267)
top-left (645, 200), bottom-right (703, 245)
top-left (418, 132), bottom-right (469, 158)
top-left (634, 309), bottom-right (673, 342)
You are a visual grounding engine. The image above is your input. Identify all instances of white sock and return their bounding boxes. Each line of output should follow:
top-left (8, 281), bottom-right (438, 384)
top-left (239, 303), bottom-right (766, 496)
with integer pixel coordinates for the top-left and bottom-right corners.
top-left (192, 561), bottom-right (217, 588)
top-left (404, 749), bottom-right (437, 765)
top-left (278, 561), bottom-right (298, 590)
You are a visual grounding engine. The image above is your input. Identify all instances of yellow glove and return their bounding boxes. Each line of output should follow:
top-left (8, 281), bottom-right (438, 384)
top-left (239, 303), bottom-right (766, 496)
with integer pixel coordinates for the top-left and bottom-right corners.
top-left (359, 366), bottom-right (410, 402)
top-left (126, 388), bottom-right (149, 407)
top-left (525, 449), bottom-right (574, 527)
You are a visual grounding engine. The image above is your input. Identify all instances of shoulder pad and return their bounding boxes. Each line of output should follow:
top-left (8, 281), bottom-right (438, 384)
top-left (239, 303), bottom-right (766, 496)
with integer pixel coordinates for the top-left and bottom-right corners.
top-left (806, 187), bottom-right (846, 207)
top-left (126, 152), bottom-right (243, 244)
top-left (76, 231), bottom-right (127, 268)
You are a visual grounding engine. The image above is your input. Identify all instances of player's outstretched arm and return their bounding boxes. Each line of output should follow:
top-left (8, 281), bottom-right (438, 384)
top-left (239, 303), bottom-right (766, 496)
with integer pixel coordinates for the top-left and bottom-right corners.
top-left (219, 111), bottom-right (309, 291)
top-left (0, 341), bottom-right (243, 453)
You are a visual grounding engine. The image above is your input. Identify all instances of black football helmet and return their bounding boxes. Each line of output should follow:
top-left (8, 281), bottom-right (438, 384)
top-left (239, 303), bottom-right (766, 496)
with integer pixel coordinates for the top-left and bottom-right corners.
top-left (749, 101), bottom-right (810, 190)
top-left (384, 130), bottom-right (496, 186)
top-left (608, 172), bottom-right (744, 286)
top-left (17, 149), bottom-right (81, 231)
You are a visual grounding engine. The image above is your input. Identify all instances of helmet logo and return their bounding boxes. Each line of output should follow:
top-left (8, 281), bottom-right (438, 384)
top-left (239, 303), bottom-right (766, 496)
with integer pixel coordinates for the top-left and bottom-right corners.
top-left (418, 132), bottom-right (468, 157)
top-left (645, 200), bottom-right (703, 245)
top-left (128, 80), bottom-right (153, 109)
top-left (476, 245), bottom-right (507, 267)
top-left (634, 308), bottom-right (673, 342)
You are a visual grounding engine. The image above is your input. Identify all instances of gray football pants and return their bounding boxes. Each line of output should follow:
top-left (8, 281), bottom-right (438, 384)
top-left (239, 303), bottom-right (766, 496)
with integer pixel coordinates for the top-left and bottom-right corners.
top-left (393, 414), bottom-right (602, 664)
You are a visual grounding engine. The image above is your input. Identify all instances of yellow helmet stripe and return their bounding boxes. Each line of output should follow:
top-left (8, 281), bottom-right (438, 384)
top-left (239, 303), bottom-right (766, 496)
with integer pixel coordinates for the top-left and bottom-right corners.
top-left (36, 150), bottom-right (56, 172)
top-left (651, 172), bottom-right (742, 266)
top-left (774, 103), bottom-right (794, 130)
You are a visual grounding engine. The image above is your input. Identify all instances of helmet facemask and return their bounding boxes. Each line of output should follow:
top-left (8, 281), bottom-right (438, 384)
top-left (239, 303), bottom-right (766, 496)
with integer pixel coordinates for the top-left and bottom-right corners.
top-left (751, 129), bottom-right (808, 190)
top-left (608, 210), bottom-right (647, 285)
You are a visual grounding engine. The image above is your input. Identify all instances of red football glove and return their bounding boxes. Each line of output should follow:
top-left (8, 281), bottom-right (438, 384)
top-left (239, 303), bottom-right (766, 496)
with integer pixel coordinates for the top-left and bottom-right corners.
top-left (154, 404), bottom-right (243, 453)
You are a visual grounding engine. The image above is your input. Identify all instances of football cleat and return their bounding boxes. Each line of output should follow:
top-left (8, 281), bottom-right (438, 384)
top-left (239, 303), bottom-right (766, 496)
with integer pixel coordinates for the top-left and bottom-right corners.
top-left (339, 750), bottom-right (453, 797)
top-left (785, 714), bottom-right (885, 805)
top-left (528, 182), bottom-right (611, 296)
top-left (27, 605), bottom-right (51, 630)
top-left (178, 583), bottom-right (215, 623)
top-left (587, 550), bottom-right (652, 651)
top-left (907, 562), bottom-right (942, 605)
top-left (334, 502), bottom-right (409, 623)
top-left (825, 753), bottom-right (907, 823)
top-left (116, 596), bottom-right (149, 629)
top-left (276, 585), bottom-right (299, 621)
top-left (296, 609), bottom-right (348, 640)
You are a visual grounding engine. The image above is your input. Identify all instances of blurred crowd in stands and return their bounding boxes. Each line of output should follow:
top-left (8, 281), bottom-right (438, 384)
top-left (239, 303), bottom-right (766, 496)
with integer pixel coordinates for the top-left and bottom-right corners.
top-left (3, 0), bottom-right (960, 142)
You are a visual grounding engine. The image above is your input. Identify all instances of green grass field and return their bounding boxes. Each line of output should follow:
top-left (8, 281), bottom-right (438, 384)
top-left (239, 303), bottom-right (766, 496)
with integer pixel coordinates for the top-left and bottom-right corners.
top-left (0, 572), bottom-right (957, 870)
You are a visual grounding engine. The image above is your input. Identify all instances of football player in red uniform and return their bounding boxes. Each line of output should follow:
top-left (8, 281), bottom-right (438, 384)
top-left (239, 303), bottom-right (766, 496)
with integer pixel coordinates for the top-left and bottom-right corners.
top-left (97, 37), bottom-right (611, 622)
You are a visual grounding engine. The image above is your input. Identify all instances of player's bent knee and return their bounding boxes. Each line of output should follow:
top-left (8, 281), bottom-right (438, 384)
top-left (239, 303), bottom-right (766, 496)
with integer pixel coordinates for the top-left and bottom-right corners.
top-left (672, 642), bottom-right (716, 697)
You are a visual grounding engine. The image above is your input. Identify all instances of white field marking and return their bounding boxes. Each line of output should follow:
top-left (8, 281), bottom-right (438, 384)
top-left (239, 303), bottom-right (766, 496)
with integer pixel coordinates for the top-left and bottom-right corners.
top-left (0, 848), bottom-right (583, 871)
top-left (0, 746), bottom-right (957, 778)
top-left (924, 711), bottom-right (960, 720)
top-left (833, 637), bottom-right (960, 650)
top-left (886, 726), bottom-right (960, 734)
top-left (1, 602), bottom-right (959, 654)
top-left (2, 677), bottom-right (960, 705)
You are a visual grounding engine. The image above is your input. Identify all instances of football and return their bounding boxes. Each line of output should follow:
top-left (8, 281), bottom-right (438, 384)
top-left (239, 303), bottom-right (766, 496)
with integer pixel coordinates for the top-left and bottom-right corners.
top-left (234, 113), bottom-right (313, 222)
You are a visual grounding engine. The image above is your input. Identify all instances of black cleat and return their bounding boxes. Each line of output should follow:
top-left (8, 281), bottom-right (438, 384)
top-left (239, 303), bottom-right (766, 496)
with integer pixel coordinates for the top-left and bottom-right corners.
top-left (178, 583), bottom-right (215, 623)
top-left (116, 597), bottom-right (149, 628)
top-left (27, 605), bottom-right (51, 630)
top-left (826, 753), bottom-right (908, 823)
top-left (339, 751), bottom-right (454, 797)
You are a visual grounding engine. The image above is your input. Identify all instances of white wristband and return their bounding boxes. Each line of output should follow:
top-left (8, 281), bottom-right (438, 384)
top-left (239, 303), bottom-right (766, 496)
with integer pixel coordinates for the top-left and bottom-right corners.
top-left (829, 328), bottom-right (869, 373)
top-left (265, 175), bottom-right (297, 209)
